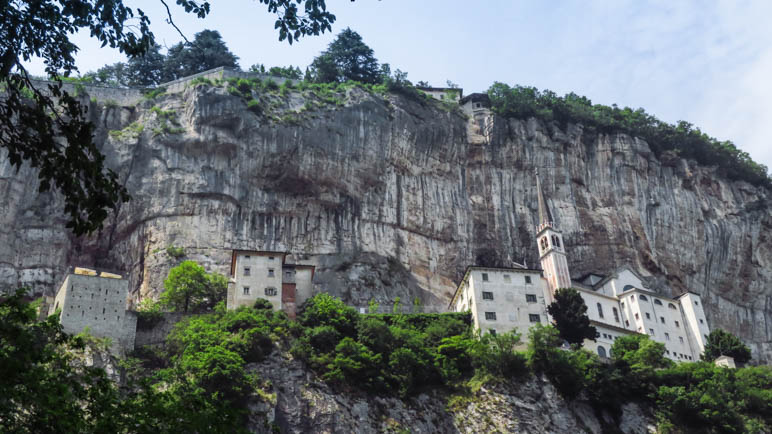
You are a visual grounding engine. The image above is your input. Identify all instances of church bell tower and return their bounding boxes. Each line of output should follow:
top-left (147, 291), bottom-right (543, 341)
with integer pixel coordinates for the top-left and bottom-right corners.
top-left (535, 171), bottom-right (572, 298)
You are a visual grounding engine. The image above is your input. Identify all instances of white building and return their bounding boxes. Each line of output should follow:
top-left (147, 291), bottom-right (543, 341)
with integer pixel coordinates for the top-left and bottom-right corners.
top-left (449, 266), bottom-right (548, 337)
top-left (226, 250), bottom-right (315, 318)
top-left (451, 173), bottom-right (711, 362)
top-left (49, 267), bottom-right (136, 354)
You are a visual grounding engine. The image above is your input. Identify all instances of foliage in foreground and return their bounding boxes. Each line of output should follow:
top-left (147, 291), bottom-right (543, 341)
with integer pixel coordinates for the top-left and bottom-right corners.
top-left (2, 292), bottom-right (770, 433)
top-left (159, 260), bottom-right (227, 313)
top-left (546, 287), bottom-right (598, 345)
top-left (487, 82), bottom-right (770, 188)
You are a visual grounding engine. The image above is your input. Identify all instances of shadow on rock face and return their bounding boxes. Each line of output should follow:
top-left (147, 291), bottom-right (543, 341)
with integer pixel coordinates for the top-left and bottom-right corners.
top-left (311, 252), bottom-right (446, 312)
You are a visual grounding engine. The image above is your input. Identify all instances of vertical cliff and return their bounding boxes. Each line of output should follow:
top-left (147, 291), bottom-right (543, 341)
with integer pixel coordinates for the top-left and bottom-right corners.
top-left (0, 80), bottom-right (769, 360)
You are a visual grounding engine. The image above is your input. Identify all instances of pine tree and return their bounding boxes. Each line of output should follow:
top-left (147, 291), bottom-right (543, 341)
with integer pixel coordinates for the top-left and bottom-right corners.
top-left (309, 28), bottom-right (380, 83)
top-left (546, 287), bottom-right (598, 346)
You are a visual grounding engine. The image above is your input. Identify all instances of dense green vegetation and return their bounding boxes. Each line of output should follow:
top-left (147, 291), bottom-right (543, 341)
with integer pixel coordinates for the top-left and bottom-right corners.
top-left (487, 82), bottom-right (770, 188)
top-left (703, 329), bottom-right (753, 364)
top-left (158, 261), bottom-right (227, 313)
top-left (2, 290), bottom-right (771, 433)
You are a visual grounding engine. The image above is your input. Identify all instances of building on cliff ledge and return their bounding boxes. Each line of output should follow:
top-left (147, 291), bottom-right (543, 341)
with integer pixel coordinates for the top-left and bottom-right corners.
top-left (226, 250), bottom-right (315, 318)
top-left (48, 267), bottom-right (136, 354)
top-left (450, 173), bottom-right (711, 363)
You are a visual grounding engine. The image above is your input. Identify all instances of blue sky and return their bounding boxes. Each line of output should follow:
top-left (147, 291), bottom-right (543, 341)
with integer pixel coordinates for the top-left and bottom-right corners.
top-left (26, 1), bottom-right (772, 171)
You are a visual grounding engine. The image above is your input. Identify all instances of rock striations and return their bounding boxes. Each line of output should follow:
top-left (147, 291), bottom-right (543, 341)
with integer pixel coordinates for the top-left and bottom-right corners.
top-left (0, 79), bottom-right (770, 361)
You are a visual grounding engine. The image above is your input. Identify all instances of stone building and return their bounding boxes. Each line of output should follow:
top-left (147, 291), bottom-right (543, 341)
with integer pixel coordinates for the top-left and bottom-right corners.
top-left (451, 173), bottom-right (711, 362)
top-left (226, 250), bottom-right (315, 318)
top-left (416, 86), bottom-right (463, 102)
top-left (48, 267), bottom-right (136, 354)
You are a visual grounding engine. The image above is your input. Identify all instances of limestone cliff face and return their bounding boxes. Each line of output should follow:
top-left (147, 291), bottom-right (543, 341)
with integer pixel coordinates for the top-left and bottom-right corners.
top-left (0, 81), bottom-right (770, 361)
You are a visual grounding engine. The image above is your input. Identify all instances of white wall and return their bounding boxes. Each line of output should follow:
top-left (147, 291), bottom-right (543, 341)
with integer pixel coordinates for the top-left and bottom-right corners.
top-left (231, 253), bottom-right (283, 310)
top-left (455, 269), bottom-right (546, 338)
top-left (294, 267), bottom-right (314, 307)
top-left (679, 293), bottom-right (710, 359)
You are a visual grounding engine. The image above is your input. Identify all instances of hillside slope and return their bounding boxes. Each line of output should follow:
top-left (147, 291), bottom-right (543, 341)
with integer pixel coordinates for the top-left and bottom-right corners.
top-left (0, 78), bottom-right (770, 361)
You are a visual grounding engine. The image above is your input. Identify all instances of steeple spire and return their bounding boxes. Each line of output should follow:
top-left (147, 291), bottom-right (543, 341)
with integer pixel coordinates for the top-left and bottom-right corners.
top-left (536, 169), bottom-right (553, 227)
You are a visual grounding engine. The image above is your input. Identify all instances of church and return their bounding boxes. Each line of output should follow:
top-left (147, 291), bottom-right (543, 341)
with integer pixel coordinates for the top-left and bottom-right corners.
top-left (450, 173), bottom-right (711, 362)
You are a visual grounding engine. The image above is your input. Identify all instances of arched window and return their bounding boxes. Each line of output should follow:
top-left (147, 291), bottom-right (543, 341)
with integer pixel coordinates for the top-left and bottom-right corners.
top-left (540, 237), bottom-right (547, 250)
top-left (597, 346), bottom-right (607, 358)
top-left (551, 235), bottom-right (561, 248)
top-left (623, 285), bottom-right (635, 292)
top-left (654, 299), bottom-right (663, 306)
top-left (597, 303), bottom-right (604, 318)
top-left (668, 303), bottom-right (677, 310)
top-left (639, 295), bottom-right (648, 301)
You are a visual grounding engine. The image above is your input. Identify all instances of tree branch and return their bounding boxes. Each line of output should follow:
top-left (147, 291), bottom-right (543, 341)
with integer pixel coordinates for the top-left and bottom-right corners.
top-left (158, 0), bottom-right (190, 43)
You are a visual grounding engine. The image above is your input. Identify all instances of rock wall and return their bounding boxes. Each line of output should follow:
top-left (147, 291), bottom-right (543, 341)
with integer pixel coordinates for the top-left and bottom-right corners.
top-left (249, 351), bottom-right (655, 434)
top-left (0, 81), bottom-right (770, 361)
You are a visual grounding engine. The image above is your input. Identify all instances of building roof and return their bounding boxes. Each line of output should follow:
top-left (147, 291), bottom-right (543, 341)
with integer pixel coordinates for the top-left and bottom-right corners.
top-left (459, 92), bottom-right (490, 106)
top-left (448, 265), bottom-right (543, 309)
top-left (590, 264), bottom-right (649, 291)
top-left (535, 170), bottom-right (554, 229)
top-left (416, 86), bottom-right (463, 97)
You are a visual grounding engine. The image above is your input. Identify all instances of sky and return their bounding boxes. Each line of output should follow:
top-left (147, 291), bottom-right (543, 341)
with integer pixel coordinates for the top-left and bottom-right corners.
top-left (25, 0), bottom-right (772, 171)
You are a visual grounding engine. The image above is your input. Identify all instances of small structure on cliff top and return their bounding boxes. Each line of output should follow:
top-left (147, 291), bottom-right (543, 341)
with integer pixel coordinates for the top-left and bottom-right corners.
top-left (226, 250), bottom-right (315, 318)
top-left (48, 267), bottom-right (136, 354)
top-left (450, 172), bottom-right (712, 363)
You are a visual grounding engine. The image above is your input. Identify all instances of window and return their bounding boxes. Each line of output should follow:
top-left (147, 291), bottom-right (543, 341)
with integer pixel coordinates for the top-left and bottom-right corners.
top-left (268, 256), bottom-right (275, 260)
top-left (597, 303), bottom-right (604, 318)
top-left (489, 329), bottom-right (497, 336)
top-left (625, 320), bottom-right (630, 326)
top-left (654, 299), bottom-right (663, 306)
top-left (645, 312), bottom-right (651, 320)
top-left (634, 313), bottom-right (639, 320)
top-left (485, 312), bottom-right (497, 321)
top-left (526, 294), bottom-right (537, 303)
top-left (244, 267), bottom-right (251, 276)
top-left (699, 319), bottom-right (704, 324)
top-left (621, 301), bottom-right (625, 308)
top-left (649, 328), bottom-right (655, 336)
top-left (660, 316), bottom-right (665, 324)
top-left (503, 274), bottom-right (511, 283)
top-left (675, 320), bottom-right (680, 328)
top-left (631, 295), bottom-right (635, 301)
top-left (529, 314), bottom-right (541, 323)
top-left (597, 346), bottom-right (607, 358)
top-left (639, 295), bottom-right (648, 301)
top-left (694, 301), bottom-right (699, 306)
top-left (613, 307), bottom-right (620, 323)
top-left (245, 255), bottom-right (250, 259)
top-left (243, 287), bottom-right (250, 295)
top-left (525, 275), bottom-right (532, 284)
top-left (668, 303), bottom-right (677, 310)
top-left (482, 273), bottom-right (489, 282)
top-left (540, 237), bottom-right (547, 250)
top-left (265, 287), bottom-right (278, 296)
top-left (665, 333), bottom-right (670, 341)
top-left (268, 268), bottom-right (275, 277)
top-left (285, 270), bottom-right (293, 277)
top-left (679, 336), bottom-right (684, 344)
top-left (482, 291), bottom-right (494, 300)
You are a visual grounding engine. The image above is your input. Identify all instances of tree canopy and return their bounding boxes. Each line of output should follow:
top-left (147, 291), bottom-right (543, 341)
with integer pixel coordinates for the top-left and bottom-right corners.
top-left (309, 28), bottom-right (381, 84)
top-left (1, 0), bottom-right (339, 234)
top-left (162, 30), bottom-right (239, 81)
top-left (546, 287), bottom-right (598, 345)
top-left (702, 329), bottom-right (752, 364)
top-left (159, 260), bottom-right (227, 313)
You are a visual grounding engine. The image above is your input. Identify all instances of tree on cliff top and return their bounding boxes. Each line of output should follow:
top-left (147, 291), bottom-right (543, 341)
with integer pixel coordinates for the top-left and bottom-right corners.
top-left (309, 28), bottom-right (381, 84)
top-left (160, 260), bottom-right (226, 313)
top-left (1, 1), bottom-right (339, 235)
top-left (161, 30), bottom-right (239, 81)
top-left (546, 287), bottom-right (598, 346)
top-left (702, 329), bottom-right (752, 364)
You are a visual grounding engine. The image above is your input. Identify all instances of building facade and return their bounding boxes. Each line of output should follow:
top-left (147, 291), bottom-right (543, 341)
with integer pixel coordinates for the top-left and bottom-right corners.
top-left (451, 174), bottom-right (711, 362)
top-left (226, 250), bottom-right (315, 318)
top-left (48, 267), bottom-right (136, 354)
top-left (449, 266), bottom-right (549, 337)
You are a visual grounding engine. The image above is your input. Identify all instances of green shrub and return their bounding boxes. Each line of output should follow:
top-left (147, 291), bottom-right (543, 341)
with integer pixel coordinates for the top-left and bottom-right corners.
top-left (142, 87), bottom-right (166, 100)
top-left (264, 79), bottom-right (279, 91)
top-left (166, 245), bottom-right (185, 258)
